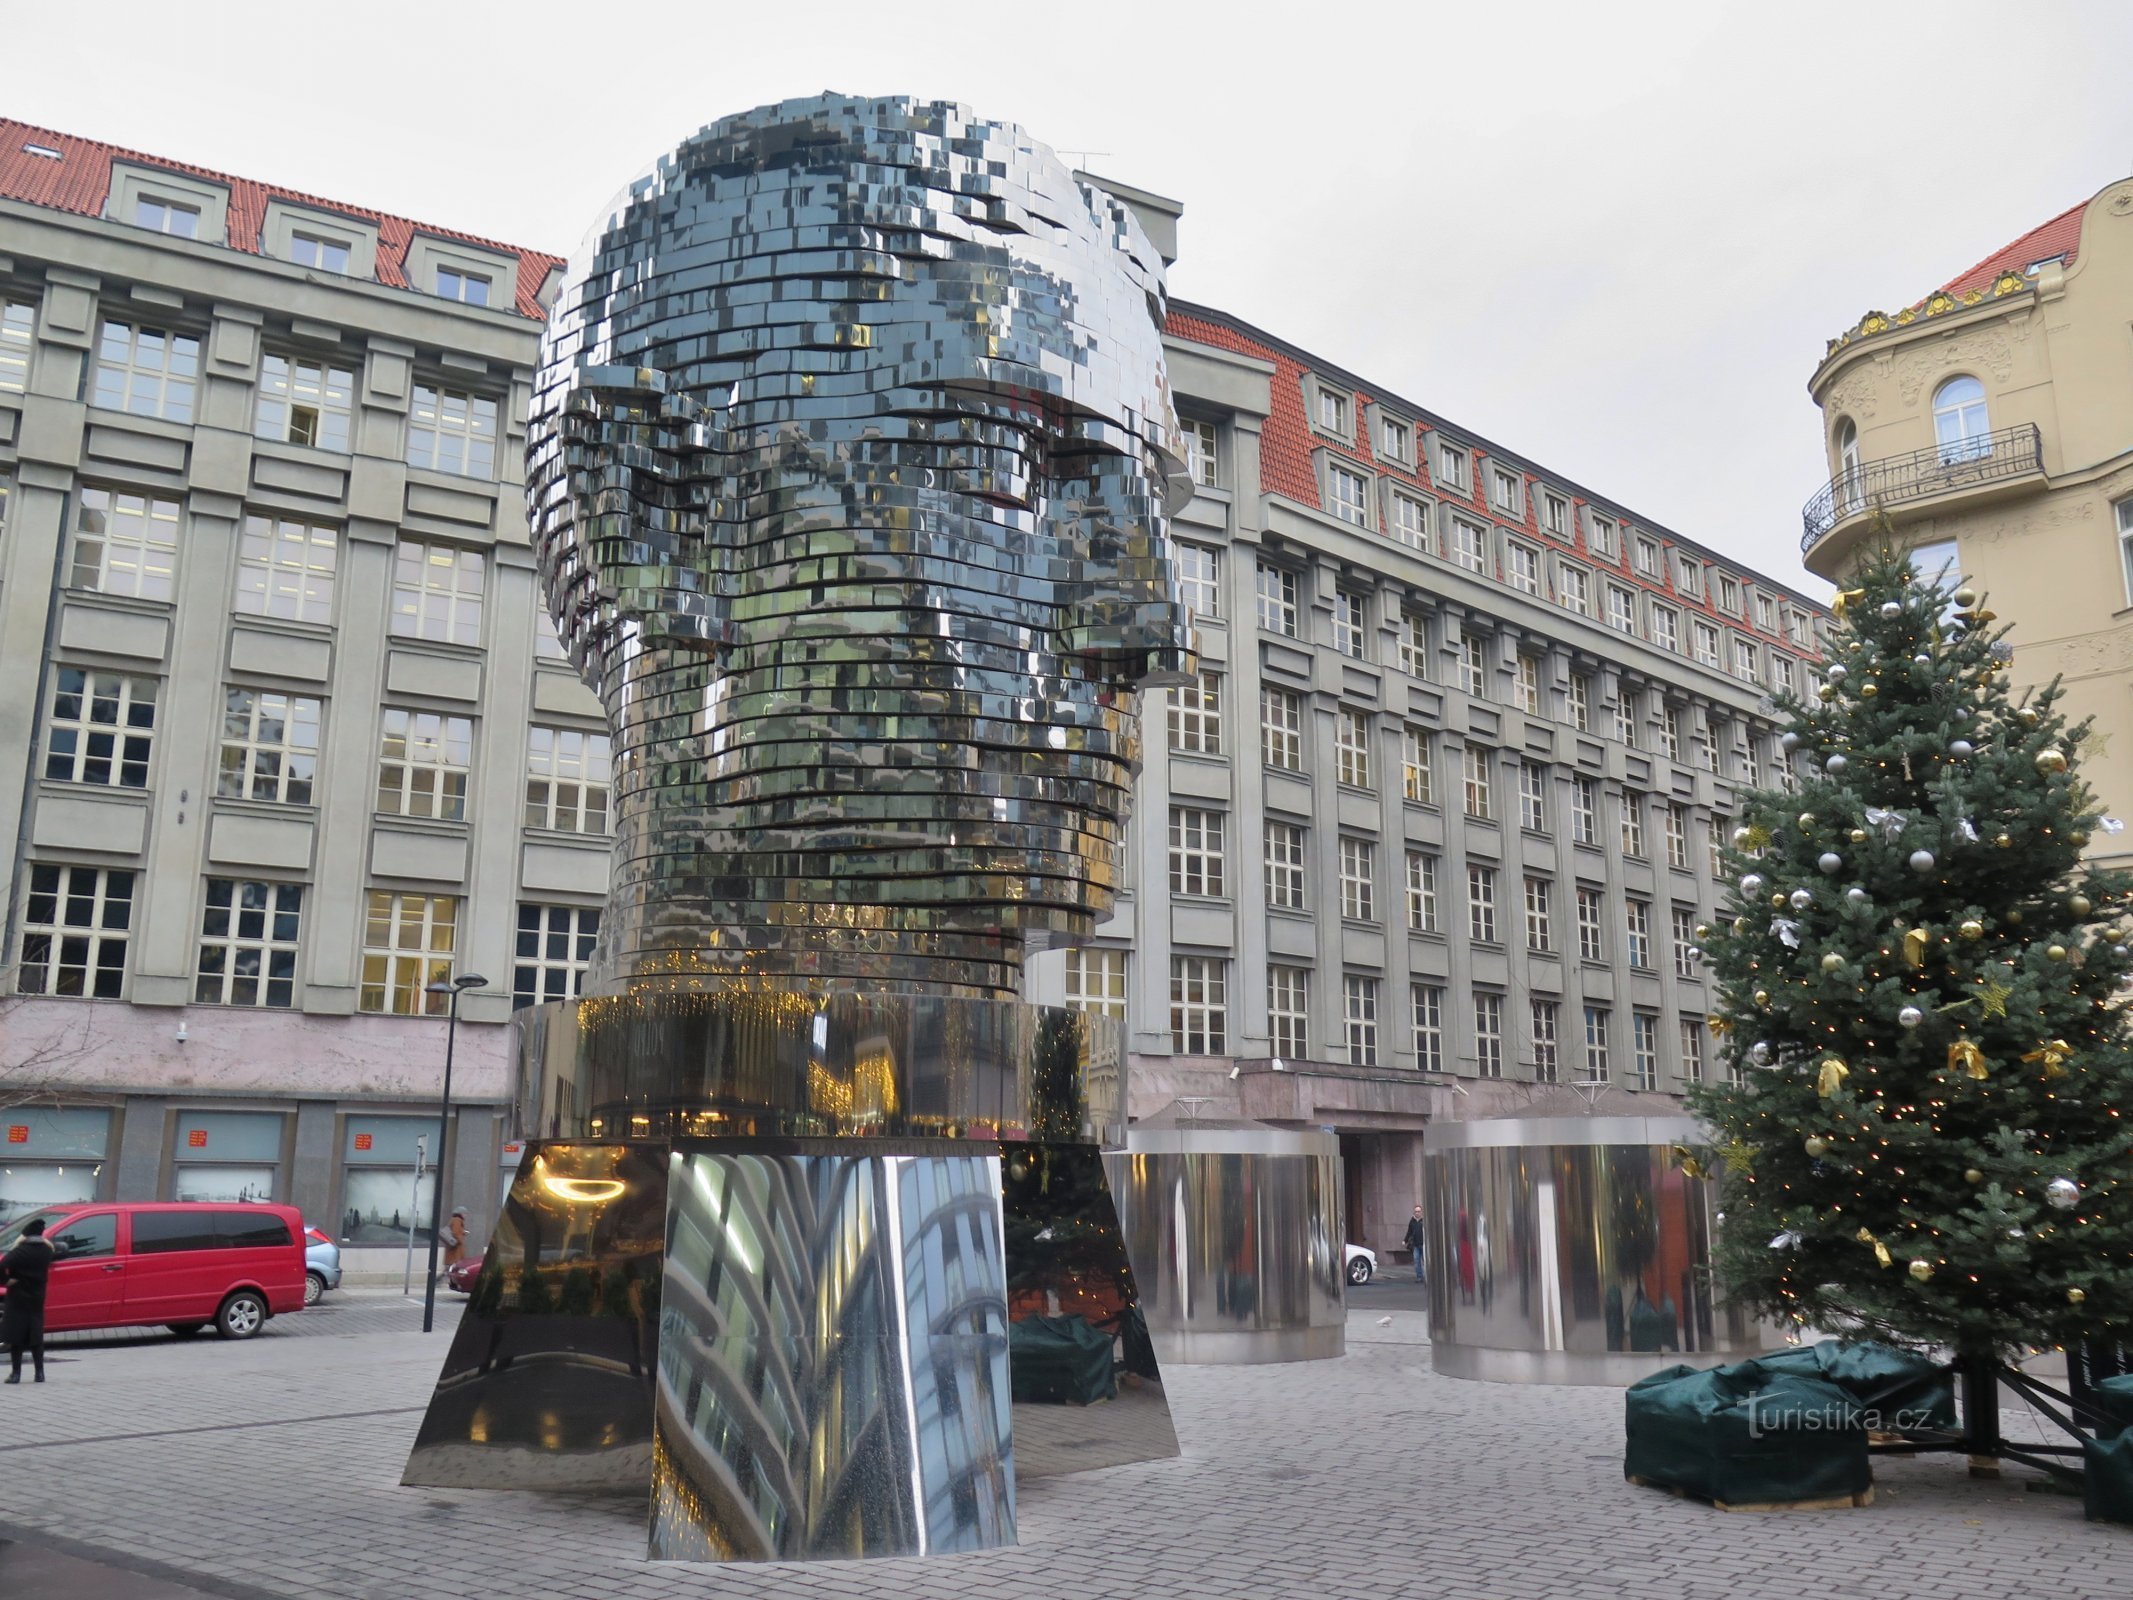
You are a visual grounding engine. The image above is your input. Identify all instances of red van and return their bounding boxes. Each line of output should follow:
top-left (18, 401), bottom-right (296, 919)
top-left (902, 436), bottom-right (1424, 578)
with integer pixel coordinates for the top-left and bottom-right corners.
top-left (0, 1202), bottom-right (307, 1340)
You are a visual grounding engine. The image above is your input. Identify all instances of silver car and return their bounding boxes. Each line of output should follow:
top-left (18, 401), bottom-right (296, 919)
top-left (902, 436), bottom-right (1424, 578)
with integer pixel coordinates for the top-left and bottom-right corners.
top-left (303, 1226), bottom-right (342, 1306)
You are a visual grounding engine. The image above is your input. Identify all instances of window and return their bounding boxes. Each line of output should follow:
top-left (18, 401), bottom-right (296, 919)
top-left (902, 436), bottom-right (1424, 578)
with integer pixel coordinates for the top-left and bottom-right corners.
top-left (1732, 637), bottom-right (1758, 682)
top-left (16, 866), bottom-right (133, 997)
top-left (1401, 728), bottom-right (1433, 803)
top-left (1336, 708), bottom-right (1372, 787)
top-left (1787, 609), bottom-right (1812, 649)
top-left (135, 196), bottom-right (200, 236)
top-left (513, 904), bottom-right (600, 1009)
top-left (1390, 491), bottom-right (1430, 550)
top-left (1626, 898), bottom-right (1653, 970)
top-left (359, 891), bottom-right (458, 1015)
top-left (91, 319), bottom-right (198, 423)
top-left (1332, 589), bottom-right (1368, 657)
top-left (1540, 492), bottom-right (1569, 539)
top-left (1679, 1017), bottom-right (1706, 1083)
top-left (1523, 876), bottom-right (1553, 952)
top-left (1567, 673), bottom-right (1589, 731)
top-left (1177, 543), bottom-right (1220, 621)
top-left (1612, 690), bottom-right (1635, 747)
top-left (1317, 388), bottom-right (1349, 435)
top-left (1467, 864), bottom-right (1498, 943)
top-left (1169, 670), bottom-right (1223, 754)
top-left (1265, 822), bottom-right (1307, 910)
top-left (1557, 563), bottom-right (1589, 614)
top-left (1754, 593), bottom-right (1776, 632)
top-left (1516, 655), bottom-right (1540, 714)
top-left (1907, 537), bottom-right (1961, 601)
top-left (1769, 654), bottom-right (1795, 696)
top-left (1607, 586), bottom-right (1637, 634)
top-left (339, 1116), bottom-right (439, 1242)
top-left (390, 540), bottom-right (486, 646)
top-left (1064, 946), bottom-right (1127, 1021)
top-left (1696, 727), bottom-right (1719, 773)
top-left (1592, 515), bottom-right (1620, 560)
top-left (0, 297), bottom-right (33, 391)
top-left (1582, 1005), bottom-right (1611, 1081)
top-left (376, 709), bottom-right (472, 821)
top-left (1933, 375), bottom-right (1990, 463)
top-left (1328, 464), bottom-right (1368, 527)
top-left (1677, 557), bottom-right (1704, 599)
top-left (1709, 816), bottom-right (1728, 879)
top-left (1519, 762), bottom-right (1547, 830)
top-left (236, 513), bottom-right (337, 623)
top-left (1461, 745), bottom-right (1493, 819)
top-left (1412, 984), bottom-right (1445, 1072)
top-left (1716, 573), bottom-right (1742, 614)
top-left (1490, 467), bottom-right (1522, 517)
top-left (1474, 991), bottom-right (1503, 1077)
top-left (1183, 418), bottom-right (1219, 488)
top-left (1576, 886), bottom-right (1605, 961)
top-left (1571, 776), bottom-right (1598, 845)
top-left (1663, 803), bottom-right (1688, 869)
top-left (1531, 1000), bottom-right (1560, 1083)
top-left (1268, 967), bottom-right (1310, 1060)
top-left (1505, 542), bottom-right (1539, 596)
top-left (1339, 837), bottom-right (1375, 921)
top-left (1621, 794), bottom-right (1645, 858)
top-left (525, 726), bottom-right (612, 833)
top-left (1631, 1012), bottom-right (1660, 1091)
top-left (1261, 686), bottom-right (1304, 770)
top-left (1405, 851), bottom-right (1439, 932)
top-left (1634, 537), bottom-right (1660, 576)
top-left (1672, 905), bottom-right (1698, 978)
top-left (44, 669), bottom-right (156, 788)
top-left (1663, 707), bottom-right (1684, 762)
top-left (1448, 516), bottom-right (1487, 573)
top-left (1397, 610), bottom-right (1430, 676)
top-left (71, 487), bottom-right (180, 600)
top-left (1435, 440), bottom-right (1470, 492)
top-left (1651, 604), bottom-right (1678, 653)
top-left (1256, 562), bottom-right (1298, 636)
top-left (194, 880), bottom-right (302, 1007)
top-left (218, 688), bottom-right (320, 805)
top-left (1458, 631), bottom-right (1487, 697)
top-left (406, 383), bottom-right (498, 478)
top-left (289, 232), bottom-right (350, 273)
top-left (1380, 416), bottom-right (1411, 462)
top-left (1692, 621), bottom-right (1720, 668)
top-left (1169, 956), bottom-right (1228, 1053)
top-left (254, 354), bottom-right (354, 452)
top-left (2121, 501), bottom-right (2133, 605)
top-left (437, 266), bottom-right (491, 306)
top-left (1344, 975), bottom-right (1380, 1067)
top-left (1168, 806), bottom-right (1226, 897)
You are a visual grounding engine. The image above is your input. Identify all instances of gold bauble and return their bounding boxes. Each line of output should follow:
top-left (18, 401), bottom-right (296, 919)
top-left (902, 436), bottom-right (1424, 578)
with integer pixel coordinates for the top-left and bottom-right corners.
top-left (2073, 830), bottom-right (2092, 848)
top-left (1965, 1168), bottom-right (1985, 1184)
top-left (1733, 917), bottom-right (1748, 936)
top-left (1861, 682), bottom-right (1879, 698)
top-left (1953, 586), bottom-right (1978, 609)
top-left (1995, 832), bottom-right (2013, 849)
top-left (2036, 748), bottom-right (2069, 775)
top-left (1753, 989), bottom-right (1771, 1007)
top-left (1797, 813), bottom-right (1817, 830)
top-left (1958, 919), bottom-right (1984, 940)
top-left (1695, 923), bottom-right (1712, 941)
top-left (1849, 828), bottom-right (1868, 844)
top-left (2070, 895), bottom-right (2093, 918)
top-left (1820, 952), bottom-right (1845, 973)
top-left (1817, 684), bottom-right (1837, 702)
top-left (1803, 1136), bottom-right (1830, 1158)
top-left (2007, 910), bottom-right (2023, 925)
top-left (1908, 1259), bottom-right (1934, 1282)
top-left (1771, 892), bottom-right (1788, 909)
top-left (2047, 944), bottom-right (2069, 961)
top-left (2020, 708), bottom-right (2040, 728)
top-left (2071, 1287), bottom-right (2088, 1305)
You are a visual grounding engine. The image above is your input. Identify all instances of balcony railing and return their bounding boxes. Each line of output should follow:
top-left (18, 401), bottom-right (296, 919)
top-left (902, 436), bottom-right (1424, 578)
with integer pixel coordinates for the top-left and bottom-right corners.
top-left (1800, 422), bottom-right (2042, 550)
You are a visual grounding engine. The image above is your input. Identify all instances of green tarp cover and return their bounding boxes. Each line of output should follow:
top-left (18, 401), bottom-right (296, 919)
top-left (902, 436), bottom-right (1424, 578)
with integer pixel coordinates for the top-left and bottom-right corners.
top-left (1010, 1314), bottom-right (1117, 1406)
top-left (2085, 1430), bottom-right (2133, 1524)
top-left (1625, 1358), bottom-right (1871, 1505)
top-left (1755, 1340), bottom-right (1959, 1434)
top-left (2093, 1374), bottom-right (2133, 1441)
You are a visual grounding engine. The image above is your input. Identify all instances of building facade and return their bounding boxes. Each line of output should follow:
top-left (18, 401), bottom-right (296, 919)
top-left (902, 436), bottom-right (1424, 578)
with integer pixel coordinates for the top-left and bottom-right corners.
top-left (1800, 175), bottom-right (2133, 874)
top-left (0, 120), bottom-right (591, 1266)
top-left (1027, 300), bottom-right (1829, 1260)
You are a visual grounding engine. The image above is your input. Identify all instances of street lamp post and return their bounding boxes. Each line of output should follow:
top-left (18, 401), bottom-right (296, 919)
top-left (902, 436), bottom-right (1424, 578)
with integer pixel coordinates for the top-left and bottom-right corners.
top-left (420, 971), bottom-right (487, 1333)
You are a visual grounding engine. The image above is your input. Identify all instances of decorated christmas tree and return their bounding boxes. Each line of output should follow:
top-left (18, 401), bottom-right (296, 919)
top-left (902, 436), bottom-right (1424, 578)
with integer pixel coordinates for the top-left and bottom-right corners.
top-left (1688, 536), bottom-right (2133, 1365)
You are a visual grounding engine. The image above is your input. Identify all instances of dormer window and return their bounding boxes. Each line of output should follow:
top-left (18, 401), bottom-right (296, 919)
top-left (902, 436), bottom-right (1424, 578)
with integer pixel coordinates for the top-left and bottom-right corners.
top-left (438, 267), bottom-right (491, 307)
top-left (1381, 416), bottom-right (1411, 462)
top-left (1317, 387), bottom-right (1349, 436)
top-left (291, 233), bottom-right (351, 274)
top-left (136, 197), bottom-right (199, 238)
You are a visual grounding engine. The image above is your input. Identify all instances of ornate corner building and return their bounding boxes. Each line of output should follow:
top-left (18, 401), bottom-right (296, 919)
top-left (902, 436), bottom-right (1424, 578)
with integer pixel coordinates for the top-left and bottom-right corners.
top-left (1800, 176), bottom-right (2133, 877)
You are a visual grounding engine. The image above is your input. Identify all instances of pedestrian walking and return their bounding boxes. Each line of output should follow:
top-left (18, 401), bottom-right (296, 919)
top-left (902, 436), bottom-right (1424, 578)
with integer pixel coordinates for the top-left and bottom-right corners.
top-left (443, 1207), bottom-right (470, 1270)
top-left (1404, 1205), bottom-right (1428, 1285)
top-left (3, 1216), bottom-right (57, 1384)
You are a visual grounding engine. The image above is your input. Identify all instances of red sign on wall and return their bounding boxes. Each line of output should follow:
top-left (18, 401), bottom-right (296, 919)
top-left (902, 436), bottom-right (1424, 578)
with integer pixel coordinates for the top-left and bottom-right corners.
top-left (354, 1133), bottom-right (373, 1151)
top-left (187, 1128), bottom-right (208, 1148)
top-left (5, 1126), bottom-right (26, 1145)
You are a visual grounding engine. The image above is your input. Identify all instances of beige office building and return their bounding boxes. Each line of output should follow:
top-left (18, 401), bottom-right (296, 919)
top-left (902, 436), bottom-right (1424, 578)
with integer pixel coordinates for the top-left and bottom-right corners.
top-left (1801, 174), bottom-right (2133, 870)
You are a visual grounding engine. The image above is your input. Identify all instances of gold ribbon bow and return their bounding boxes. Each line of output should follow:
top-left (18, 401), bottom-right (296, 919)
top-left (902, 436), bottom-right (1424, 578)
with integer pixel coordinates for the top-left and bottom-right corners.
top-left (1706, 1014), bottom-right (1732, 1035)
top-left (1816, 1057), bottom-right (1849, 1097)
top-left (2021, 1039), bottom-right (2073, 1079)
top-left (1670, 1145), bottom-right (1709, 1179)
top-left (1947, 1039), bottom-right (1988, 1079)
top-left (1832, 588), bottom-right (1866, 620)
top-left (1855, 1227), bottom-right (1893, 1268)
top-left (1903, 928), bottom-right (1931, 968)
top-left (1738, 823), bottom-right (1772, 850)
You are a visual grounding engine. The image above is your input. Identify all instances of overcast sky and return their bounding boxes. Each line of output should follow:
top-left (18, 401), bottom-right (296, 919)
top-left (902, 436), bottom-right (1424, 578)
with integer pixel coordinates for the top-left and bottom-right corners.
top-left (12, 0), bottom-right (2130, 596)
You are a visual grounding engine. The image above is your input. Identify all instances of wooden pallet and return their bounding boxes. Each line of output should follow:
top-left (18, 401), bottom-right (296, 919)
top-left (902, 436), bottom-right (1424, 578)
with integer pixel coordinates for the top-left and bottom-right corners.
top-left (1627, 1474), bottom-right (1875, 1512)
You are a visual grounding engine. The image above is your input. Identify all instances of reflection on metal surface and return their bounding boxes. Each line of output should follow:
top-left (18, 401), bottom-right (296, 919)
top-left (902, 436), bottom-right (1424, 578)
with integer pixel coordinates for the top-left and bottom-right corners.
top-left (650, 1142), bottom-right (1013, 1562)
top-left (1423, 1117), bottom-right (1761, 1386)
top-left (1106, 1121), bottom-right (1345, 1365)
top-left (401, 1143), bottom-right (666, 1489)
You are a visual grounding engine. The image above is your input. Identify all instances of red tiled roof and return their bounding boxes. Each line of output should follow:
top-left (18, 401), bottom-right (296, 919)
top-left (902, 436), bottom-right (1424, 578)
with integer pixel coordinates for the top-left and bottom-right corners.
top-left (1937, 196), bottom-right (2087, 298)
top-left (0, 118), bottom-right (564, 321)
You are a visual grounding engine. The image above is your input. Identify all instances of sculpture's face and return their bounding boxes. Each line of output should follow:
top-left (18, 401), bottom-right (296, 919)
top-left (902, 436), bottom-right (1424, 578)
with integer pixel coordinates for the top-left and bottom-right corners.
top-left (528, 96), bottom-right (1193, 992)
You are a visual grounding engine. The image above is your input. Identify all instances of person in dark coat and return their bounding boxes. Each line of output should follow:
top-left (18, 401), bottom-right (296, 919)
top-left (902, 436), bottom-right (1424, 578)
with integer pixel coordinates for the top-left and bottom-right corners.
top-left (1403, 1205), bottom-right (1428, 1285)
top-left (3, 1217), bottom-right (57, 1383)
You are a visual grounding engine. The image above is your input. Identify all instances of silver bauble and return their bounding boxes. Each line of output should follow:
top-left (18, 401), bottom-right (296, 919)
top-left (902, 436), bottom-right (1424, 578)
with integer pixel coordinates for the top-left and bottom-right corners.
top-left (1949, 740), bottom-right (1974, 758)
top-left (2114, 944), bottom-right (2130, 960)
top-left (2046, 1177), bottom-right (2080, 1211)
top-left (1845, 887), bottom-right (1869, 905)
top-left (1818, 852), bottom-right (1843, 874)
top-left (1740, 874), bottom-right (1765, 896)
top-left (1749, 1041), bottom-right (1773, 1065)
top-left (1789, 888), bottom-right (1813, 911)
top-left (1826, 754), bottom-right (1849, 775)
top-left (1880, 601), bottom-right (1901, 619)
top-left (1826, 665), bottom-right (1849, 684)
top-left (1780, 731), bottom-right (1802, 754)
top-left (1908, 849), bottom-right (1936, 873)
top-left (1898, 1005), bottom-right (1923, 1029)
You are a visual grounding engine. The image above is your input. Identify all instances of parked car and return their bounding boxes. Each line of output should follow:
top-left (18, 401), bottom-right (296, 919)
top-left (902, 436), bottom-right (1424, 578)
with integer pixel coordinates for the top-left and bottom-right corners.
top-left (304, 1226), bottom-right (342, 1306)
top-left (0, 1202), bottom-right (306, 1339)
top-left (1344, 1243), bottom-right (1378, 1286)
top-left (446, 1251), bottom-right (484, 1295)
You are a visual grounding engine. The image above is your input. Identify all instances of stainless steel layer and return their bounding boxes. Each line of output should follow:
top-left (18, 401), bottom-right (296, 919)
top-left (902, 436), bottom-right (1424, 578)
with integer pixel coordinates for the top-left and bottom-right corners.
top-left (1103, 1127), bottom-right (1346, 1366)
top-left (1422, 1116), bottom-right (1761, 1385)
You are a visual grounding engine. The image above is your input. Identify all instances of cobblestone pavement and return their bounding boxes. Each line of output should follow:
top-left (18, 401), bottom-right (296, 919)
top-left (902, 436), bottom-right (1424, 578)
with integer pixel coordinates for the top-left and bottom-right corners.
top-left (2, 1306), bottom-right (2128, 1600)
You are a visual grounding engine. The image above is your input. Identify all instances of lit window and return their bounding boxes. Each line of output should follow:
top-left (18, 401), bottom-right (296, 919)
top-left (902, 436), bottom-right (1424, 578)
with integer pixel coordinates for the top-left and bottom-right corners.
top-left (16, 865), bottom-right (133, 998)
top-left (195, 880), bottom-right (303, 1007)
top-left (1572, 776), bottom-right (1598, 845)
top-left (236, 514), bottom-right (337, 623)
top-left (1631, 1012), bottom-right (1660, 1090)
top-left (92, 319), bottom-right (199, 423)
top-left (1505, 543), bottom-right (1539, 595)
top-left (0, 297), bottom-right (33, 391)
top-left (1519, 762), bottom-right (1546, 830)
top-left (437, 267), bottom-right (491, 306)
top-left (1268, 966), bottom-right (1309, 1059)
top-left (1401, 728), bottom-right (1432, 803)
top-left (1626, 897), bottom-right (1653, 969)
top-left (43, 668), bottom-right (156, 788)
top-left (1168, 806), bottom-right (1226, 897)
top-left (135, 196), bottom-right (200, 237)
top-left (218, 688), bottom-right (320, 805)
top-left (360, 891), bottom-right (457, 1014)
top-left (1523, 876), bottom-right (1553, 951)
top-left (1577, 886), bottom-right (1604, 961)
top-left (290, 233), bottom-right (350, 273)
top-left (1448, 517), bottom-right (1487, 573)
top-left (1583, 1006), bottom-right (1611, 1081)
top-left (1336, 708), bottom-right (1372, 788)
top-left (1261, 686), bottom-right (1304, 770)
top-left (513, 904), bottom-right (601, 1009)
top-left (1169, 670), bottom-right (1223, 755)
top-left (1390, 491), bottom-right (1430, 551)
top-left (71, 487), bottom-right (179, 600)
top-left (1333, 590), bottom-right (1368, 658)
top-left (1265, 822), bottom-right (1307, 909)
top-left (525, 726), bottom-right (612, 833)
top-left (1339, 837), bottom-right (1375, 921)
top-left (1531, 1000), bottom-right (1559, 1082)
top-left (1183, 419), bottom-right (1219, 488)
top-left (1412, 984), bottom-right (1444, 1072)
top-left (376, 708), bottom-right (472, 821)
top-left (1169, 955), bottom-right (1228, 1053)
top-left (255, 354), bottom-right (354, 452)
top-left (1177, 543), bottom-right (1220, 621)
top-left (390, 540), bottom-right (486, 646)
top-left (406, 383), bottom-right (499, 478)
top-left (1467, 864), bottom-right (1498, 943)
top-left (1405, 851), bottom-right (1438, 932)
top-left (1328, 464), bottom-right (1369, 527)
top-left (1256, 562), bottom-right (1298, 637)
